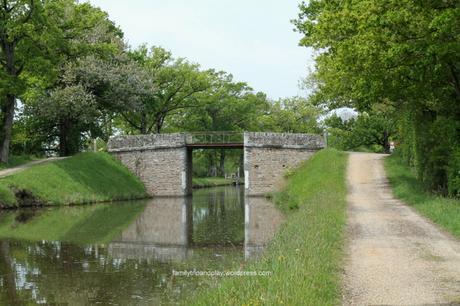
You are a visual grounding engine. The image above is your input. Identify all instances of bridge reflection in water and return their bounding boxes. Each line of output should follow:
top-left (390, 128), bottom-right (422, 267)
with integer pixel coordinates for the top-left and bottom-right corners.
top-left (108, 187), bottom-right (283, 262)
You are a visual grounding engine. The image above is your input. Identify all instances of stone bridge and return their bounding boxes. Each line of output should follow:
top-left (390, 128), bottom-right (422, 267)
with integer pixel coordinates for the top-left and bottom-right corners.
top-left (108, 132), bottom-right (325, 196)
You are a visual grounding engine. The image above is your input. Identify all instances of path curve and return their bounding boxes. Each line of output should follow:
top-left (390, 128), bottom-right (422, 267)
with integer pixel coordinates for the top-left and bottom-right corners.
top-left (343, 152), bottom-right (460, 305)
top-left (0, 157), bottom-right (66, 178)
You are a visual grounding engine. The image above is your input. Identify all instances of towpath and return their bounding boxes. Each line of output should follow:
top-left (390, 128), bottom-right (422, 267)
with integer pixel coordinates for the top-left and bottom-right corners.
top-left (343, 152), bottom-right (460, 305)
top-left (0, 157), bottom-right (66, 178)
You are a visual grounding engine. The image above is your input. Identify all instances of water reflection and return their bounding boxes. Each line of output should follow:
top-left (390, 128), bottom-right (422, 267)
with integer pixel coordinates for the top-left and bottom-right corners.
top-left (0, 186), bottom-right (283, 305)
top-left (108, 186), bottom-right (283, 262)
top-left (108, 197), bottom-right (191, 262)
top-left (245, 197), bottom-right (284, 259)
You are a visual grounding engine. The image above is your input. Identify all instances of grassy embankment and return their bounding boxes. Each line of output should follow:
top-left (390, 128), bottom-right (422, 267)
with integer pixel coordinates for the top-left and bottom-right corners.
top-left (0, 152), bottom-right (148, 208)
top-left (192, 177), bottom-right (236, 188)
top-left (189, 149), bottom-right (348, 305)
top-left (385, 153), bottom-right (460, 238)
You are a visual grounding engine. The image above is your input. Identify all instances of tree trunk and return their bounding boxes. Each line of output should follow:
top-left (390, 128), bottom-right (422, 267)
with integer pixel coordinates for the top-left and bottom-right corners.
top-left (59, 120), bottom-right (68, 157)
top-left (208, 150), bottom-right (217, 177)
top-left (154, 115), bottom-right (164, 134)
top-left (140, 112), bottom-right (147, 134)
top-left (0, 94), bottom-right (16, 164)
top-left (219, 149), bottom-right (225, 177)
top-left (59, 119), bottom-right (77, 157)
top-left (383, 130), bottom-right (390, 154)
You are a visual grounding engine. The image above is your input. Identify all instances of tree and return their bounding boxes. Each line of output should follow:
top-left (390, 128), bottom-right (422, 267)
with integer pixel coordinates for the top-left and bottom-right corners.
top-left (1, 0), bottom-right (126, 159)
top-left (325, 108), bottom-right (397, 153)
top-left (258, 97), bottom-right (322, 134)
top-left (295, 0), bottom-right (460, 194)
top-left (169, 71), bottom-right (270, 176)
top-left (24, 1), bottom-right (131, 156)
top-left (117, 46), bottom-right (211, 134)
top-left (36, 84), bottom-right (96, 156)
top-left (0, 0), bottom-right (48, 163)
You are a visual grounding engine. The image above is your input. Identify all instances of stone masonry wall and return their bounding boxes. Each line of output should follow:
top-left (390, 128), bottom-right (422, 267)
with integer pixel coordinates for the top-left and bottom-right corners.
top-left (108, 134), bottom-right (190, 196)
top-left (244, 132), bottom-right (325, 196)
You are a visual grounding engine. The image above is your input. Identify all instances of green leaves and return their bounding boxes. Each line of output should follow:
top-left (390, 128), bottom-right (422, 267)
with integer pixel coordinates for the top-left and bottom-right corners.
top-left (295, 0), bottom-right (460, 194)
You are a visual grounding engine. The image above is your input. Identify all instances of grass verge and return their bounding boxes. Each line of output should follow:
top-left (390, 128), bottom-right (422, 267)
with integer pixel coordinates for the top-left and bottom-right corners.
top-left (192, 177), bottom-right (237, 188)
top-left (385, 153), bottom-right (460, 238)
top-left (0, 152), bottom-right (148, 208)
top-left (188, 148), bottom-right (348, 305)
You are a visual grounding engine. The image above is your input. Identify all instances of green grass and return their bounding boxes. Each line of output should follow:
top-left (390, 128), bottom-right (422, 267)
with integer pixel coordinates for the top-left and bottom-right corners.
top-left (0, 152), bottom-right (148, 208)
top-left (385, 153), bottom-right (460, 238)
top-left (0, 201), bottom-right (147, 244)
top-left (0, 155), bottom-right (38, 170)
top-left (192, 177), bottom-right (236, 188)
top-left (188, 149), bottom-right (348, 305)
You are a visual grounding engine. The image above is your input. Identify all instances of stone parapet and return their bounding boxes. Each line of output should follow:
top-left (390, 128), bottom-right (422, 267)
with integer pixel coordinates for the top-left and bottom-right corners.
top-left (108, 133), bottom-right (187, 152)
top-left (244, 132), bottom-right (325, 149)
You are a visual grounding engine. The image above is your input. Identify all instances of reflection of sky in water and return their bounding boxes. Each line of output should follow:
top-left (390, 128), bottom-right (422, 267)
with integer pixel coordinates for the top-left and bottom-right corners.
top-left (14, 263), bottom-right (45, 304)
top-left (0, 186), bottom-right (283, 305)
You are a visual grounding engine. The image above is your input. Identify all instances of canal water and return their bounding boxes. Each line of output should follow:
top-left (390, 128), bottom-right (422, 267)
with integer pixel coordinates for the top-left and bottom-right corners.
top-left (0, 186), bottom-right (283, 305)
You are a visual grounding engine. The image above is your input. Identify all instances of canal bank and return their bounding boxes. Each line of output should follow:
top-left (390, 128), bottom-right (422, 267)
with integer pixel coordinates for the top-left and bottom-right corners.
top-left (0, 186), bottom-right (282, 304)
top-left (0, 151), bottom-right (242, 208)
top-left (0, 152), bottom-right (148, 208)
top-left (0, 148), bottom-right (348, 304)
top-left (188, 149), bottom-right (348, 305)
top-left (192, 177), bottom-right (241, 189)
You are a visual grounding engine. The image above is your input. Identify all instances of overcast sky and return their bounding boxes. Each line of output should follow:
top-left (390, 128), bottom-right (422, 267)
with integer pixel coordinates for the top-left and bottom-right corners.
top-left (86, 0), bottom-right (315, 100)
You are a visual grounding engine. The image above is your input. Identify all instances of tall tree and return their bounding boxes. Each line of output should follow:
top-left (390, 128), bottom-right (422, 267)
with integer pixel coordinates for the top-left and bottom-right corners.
top-left (118, 46), bottom-right (211, 134)
top-left (169, 71), bottom-right (269, 176)
top-left (295, 0), bottom-right (460, 194)
top-left (25, 0), bottom-right (128, 156)
top-left (0, 0), bottom-right (47, 163)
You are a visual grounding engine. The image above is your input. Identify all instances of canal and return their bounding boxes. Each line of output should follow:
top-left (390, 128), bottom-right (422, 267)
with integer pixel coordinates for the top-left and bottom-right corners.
top-left (0, 186), bottom-right (283, 305)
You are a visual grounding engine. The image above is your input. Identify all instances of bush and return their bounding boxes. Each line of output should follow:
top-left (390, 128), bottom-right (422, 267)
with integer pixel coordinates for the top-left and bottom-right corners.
top-left (448, 147), bottom-right (460, 197)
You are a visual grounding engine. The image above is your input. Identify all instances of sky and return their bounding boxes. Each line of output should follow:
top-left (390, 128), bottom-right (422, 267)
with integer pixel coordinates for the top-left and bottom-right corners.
top-left (87, 0), bottom-right (315, 100)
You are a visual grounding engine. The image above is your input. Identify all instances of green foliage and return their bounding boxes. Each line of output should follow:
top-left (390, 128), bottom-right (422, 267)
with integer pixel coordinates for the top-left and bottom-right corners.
top-left (189, 149), bottom-right (348, 305)
top-left (1, 0), bottom-right (127, 162)
top-left (448, 148), bottom-right (460, 197)
top-left (295, 0), bottom-right (460, 195)
top-left (258, 96), bottom-right (323, 133)
top-left (167, 71), bottom-right (269, 178)
top-left (326, 103), bottom-right (396, 153)
top-left (117, 46), bottom-right (211, 134)
top-left (22, 1), bottom-right (128, 156)
top-left (0, 152), bottom-right (148, 207)
top-left (169, 71), bottom-right (269, 133)
top-left (385, 152), bottom-right (460, 237)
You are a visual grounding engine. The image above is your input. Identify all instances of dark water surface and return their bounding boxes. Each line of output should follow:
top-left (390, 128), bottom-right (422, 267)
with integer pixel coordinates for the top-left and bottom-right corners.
top-left (0, 186), bottom-right (283, 305)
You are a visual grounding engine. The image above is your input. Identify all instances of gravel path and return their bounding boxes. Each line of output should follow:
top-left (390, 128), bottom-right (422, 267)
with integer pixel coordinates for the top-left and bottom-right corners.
top-left (0, 157), bottom-right (66, 178)
top-left (342, 152), bottom-right (460, 305)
